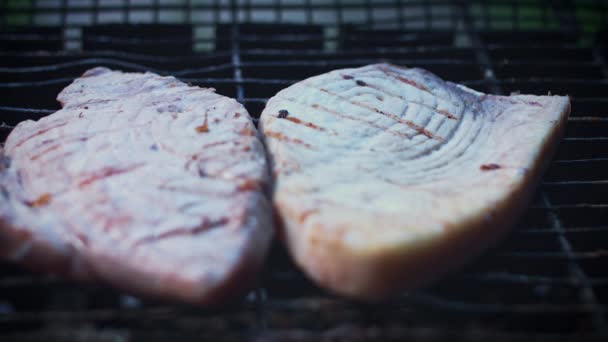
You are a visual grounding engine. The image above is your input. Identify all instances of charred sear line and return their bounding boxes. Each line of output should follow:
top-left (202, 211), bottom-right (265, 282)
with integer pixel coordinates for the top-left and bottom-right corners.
top-left (377, 66), bottom-right (432, 93)
top-left (437, 109), bottom-right (458, 120)
top-left (407, 101), bottom-right (459, 121)
top-left (14, 122), bottom-right (69, 148)
top-left (133, 217), bottom-right (230, 247)
top-left (264, 131), bottom-right (313, 149)
top-left (313, 86), bottom-right (441, 141)
top-left (278, 95), bottom-right (410, 139)
top-left (30, 144), bottom-right (60, 160)
top-left (284, 116), bottom-right (326, 132)
top-left (78, 163), bottom-right (145, 188)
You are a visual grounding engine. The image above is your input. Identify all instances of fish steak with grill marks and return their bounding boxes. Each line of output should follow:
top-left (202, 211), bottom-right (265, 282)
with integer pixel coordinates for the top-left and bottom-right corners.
top-left (0, 67), bottom-right (273, 305)
top-left (259, 63), bottom-right (570, 300)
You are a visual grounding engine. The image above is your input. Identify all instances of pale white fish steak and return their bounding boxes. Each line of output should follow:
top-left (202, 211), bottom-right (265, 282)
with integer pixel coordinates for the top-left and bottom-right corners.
top-left (0, 67), bottom-right (273, 305)
top-left (259, 63), bottom-right (570, 300)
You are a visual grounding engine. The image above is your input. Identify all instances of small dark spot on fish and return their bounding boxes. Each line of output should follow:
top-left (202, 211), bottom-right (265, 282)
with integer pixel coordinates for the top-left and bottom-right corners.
top-left (377, 96), bottom-right (384, 101)
top-left (198, 169), bottom-right (207, 177)
top-left (84, 106), bottom-right (89, 110)
top-left (79, 112), bottom-right (84, 118)
top-left (278, 109), bottom-right (289, 119)
top-left (149, 144), bottom-right (158, 151)
top-left (342, 75), bottom-right (354, 80)
top-left (356, 80), bottom-right (367, 86)
top-left (213, 118), bottom-right (220, 123)
top-left (234, 112), bottom-right (241, 118)
top-left (41, 139), bottom-right (52, 145)
top-left (480, 163), bottom-right (501, 171)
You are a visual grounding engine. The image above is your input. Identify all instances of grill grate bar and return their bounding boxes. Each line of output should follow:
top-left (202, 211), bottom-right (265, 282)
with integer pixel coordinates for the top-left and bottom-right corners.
top-left (543, 180), bottom-right (608, 186)
top-left (0, 46), bottom-right (480, 58)
top-left (519, 226), bottom-right (608, 234)
top-left (499, 251), bottom-right (608, 259)
top-left (461, 1), bottom-right (501, 95)
top-left (464, 272), bottom-right (608, 285)
top-left (1, 329), bottom-right (603, 342)
top-left (264, 295), bottom-right (605, 315)
top-left (554, 157), bottom-right (608, 163)
top-left (9, 59), bottom-right (601, 75)
top-left (405, 293), bottom-right (606, 314)
top-left (4, 77), bottom-right (607, 92)
top-left (541, 193), bottom-right (608, 334)
top-left (1, 0), bottom-right (572, 12)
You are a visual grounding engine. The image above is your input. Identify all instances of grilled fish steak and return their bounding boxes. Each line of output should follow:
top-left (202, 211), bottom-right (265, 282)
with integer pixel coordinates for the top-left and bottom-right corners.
top-left (0, 67), bottom-right (273, 304)
top-left (259, 63), bottom-right (570, 300)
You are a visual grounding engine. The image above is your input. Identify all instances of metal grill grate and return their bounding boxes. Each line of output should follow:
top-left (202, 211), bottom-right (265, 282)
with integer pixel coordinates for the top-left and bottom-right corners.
top-left (1, 1), bottom-right (608, 341)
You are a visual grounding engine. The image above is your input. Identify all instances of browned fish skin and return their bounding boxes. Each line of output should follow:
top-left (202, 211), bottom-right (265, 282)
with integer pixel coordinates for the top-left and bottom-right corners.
top-left (0, 67), bottom-right (273, 305)
top-left (259, 63), bottom-right (570, 301)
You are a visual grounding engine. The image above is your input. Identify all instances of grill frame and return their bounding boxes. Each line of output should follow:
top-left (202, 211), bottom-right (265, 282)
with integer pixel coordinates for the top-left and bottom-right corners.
top-left (1, 1), bottom-right (608, 341)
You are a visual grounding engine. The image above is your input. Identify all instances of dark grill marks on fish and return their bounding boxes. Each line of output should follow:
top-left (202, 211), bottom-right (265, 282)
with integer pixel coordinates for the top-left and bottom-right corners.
top-left (0, 67), bottom-right (273, 305)
top-left (78, 164), bottom-right (146, 188)
top-left (284, 116), bottom-right (326, 132)
top-left (264, 131), bottom-right (314, 149)
top-left (259, 63), bottom-right (570, 301)
top-left (276, 95), bottom-right (410, 139)
top-left (133, 217), bottom-right (230, 247)
top-left (14, 122), bottom-right (69, 148)
top-left (310, 85), bottom-right (442, 141)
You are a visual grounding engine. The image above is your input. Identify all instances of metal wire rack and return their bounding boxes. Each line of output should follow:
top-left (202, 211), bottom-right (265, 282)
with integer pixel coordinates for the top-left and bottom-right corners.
top-left (1, 1), bottom-right (608, 341)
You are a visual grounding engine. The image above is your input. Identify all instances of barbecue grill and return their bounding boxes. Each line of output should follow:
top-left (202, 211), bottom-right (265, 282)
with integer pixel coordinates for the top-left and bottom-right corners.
top-left (1, 1), bottom-right (607, 341)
